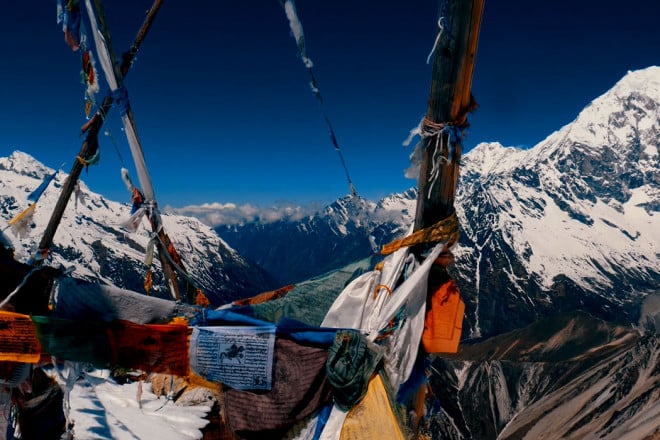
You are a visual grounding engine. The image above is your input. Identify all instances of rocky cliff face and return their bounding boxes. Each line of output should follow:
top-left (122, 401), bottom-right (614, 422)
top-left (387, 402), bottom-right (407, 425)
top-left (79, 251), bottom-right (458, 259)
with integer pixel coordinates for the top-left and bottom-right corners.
top-left (421, 311), bottom-right (660, 440)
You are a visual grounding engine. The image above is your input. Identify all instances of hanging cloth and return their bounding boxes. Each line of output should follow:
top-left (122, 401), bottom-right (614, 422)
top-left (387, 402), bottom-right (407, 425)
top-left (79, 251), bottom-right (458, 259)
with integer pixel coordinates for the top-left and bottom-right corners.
top-left (27, 170), bottom-right (58, 203)
top-left (6, 204), bottom-right (36, 239)
top-left (339, 374), bottom-right (405, 440)
top-left (325, 330), bottom-right (384, 410)
top-left (222, 336), bottom-right (333, 437)
top-left (422, 277), bottom-right (464, 354)
top-left (279, 0), bottom-right (357, 196)
top-left (322, 243), bottom-right (444, 392)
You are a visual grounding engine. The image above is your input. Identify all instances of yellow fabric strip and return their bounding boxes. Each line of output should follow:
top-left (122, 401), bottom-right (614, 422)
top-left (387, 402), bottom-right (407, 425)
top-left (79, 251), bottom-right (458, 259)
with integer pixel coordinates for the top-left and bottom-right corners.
top-left (340, 374), bottom-right (405, 440)
top-left (381, 212), bottom-right (459, 255)
top-left (7, 204), bottom-right (36, 227)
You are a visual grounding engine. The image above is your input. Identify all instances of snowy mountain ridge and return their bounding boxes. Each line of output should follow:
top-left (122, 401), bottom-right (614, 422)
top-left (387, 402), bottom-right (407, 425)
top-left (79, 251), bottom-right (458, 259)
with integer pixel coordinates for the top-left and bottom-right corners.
top-left (0, 151), bottom-right (274, 305)
top-left (216, 188), bottom-right (417, 284)
top-left (452, 67), bottom-right (658, 338)
top-left (218, 66), bottom-right (659, 339)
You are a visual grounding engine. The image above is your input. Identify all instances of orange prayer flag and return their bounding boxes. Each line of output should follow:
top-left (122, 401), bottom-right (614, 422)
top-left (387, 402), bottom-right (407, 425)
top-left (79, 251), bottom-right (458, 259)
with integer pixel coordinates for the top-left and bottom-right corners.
top-left (109, 320), bottom-right (189, 376)
top-left (0, 310), bottom-right (42, 363)
top-left (232, 284), bottom-right (295, 307)
top-left (422, 278), bottom-right (464, 354)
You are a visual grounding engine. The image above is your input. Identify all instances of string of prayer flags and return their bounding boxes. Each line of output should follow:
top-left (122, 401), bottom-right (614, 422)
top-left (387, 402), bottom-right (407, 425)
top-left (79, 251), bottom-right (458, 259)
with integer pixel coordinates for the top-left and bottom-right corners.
top-left (57, 0), bottom-right (82, 51)
top-left (30, 316), bottom-right (189, 376)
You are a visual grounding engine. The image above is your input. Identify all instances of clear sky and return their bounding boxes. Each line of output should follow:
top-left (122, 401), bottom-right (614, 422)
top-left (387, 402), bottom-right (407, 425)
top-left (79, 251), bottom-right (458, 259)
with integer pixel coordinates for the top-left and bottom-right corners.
top-left (1, 0), bottom-right (659, 212)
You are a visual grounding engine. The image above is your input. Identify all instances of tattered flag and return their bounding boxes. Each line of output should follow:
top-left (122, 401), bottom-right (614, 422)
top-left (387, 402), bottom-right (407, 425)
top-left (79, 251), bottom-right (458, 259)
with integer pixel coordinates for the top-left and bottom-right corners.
top-left (28, 170), bottom-right (58, 203)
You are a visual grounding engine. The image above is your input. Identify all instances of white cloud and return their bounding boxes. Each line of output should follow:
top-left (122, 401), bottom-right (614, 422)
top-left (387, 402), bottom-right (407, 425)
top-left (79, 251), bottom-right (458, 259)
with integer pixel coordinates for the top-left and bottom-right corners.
top-left (170, 201), bottom-right (317, 227)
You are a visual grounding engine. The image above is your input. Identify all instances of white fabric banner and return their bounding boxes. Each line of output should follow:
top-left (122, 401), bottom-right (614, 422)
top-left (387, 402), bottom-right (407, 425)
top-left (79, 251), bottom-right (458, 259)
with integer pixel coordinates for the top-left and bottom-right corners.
top-left (189, 326), bottom-right (276, 390)
top-left (321, 244), bottom-right (443, 391)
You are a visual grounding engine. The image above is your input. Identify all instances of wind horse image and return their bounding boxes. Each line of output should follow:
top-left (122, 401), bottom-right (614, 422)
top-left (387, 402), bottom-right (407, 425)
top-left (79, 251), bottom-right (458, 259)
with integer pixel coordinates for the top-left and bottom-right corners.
top-left (0, 0), bottom-right (486, 438)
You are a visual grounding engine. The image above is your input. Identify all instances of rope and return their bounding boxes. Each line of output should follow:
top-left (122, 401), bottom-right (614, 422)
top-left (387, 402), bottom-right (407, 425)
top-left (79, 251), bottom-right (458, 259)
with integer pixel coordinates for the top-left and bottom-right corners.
top-left (426, 16), bottom-right (446, 64)
top-left (380, 211), bottom-right (459, 255)
top-left (372, 284), bottom-right (393, 300)
top-left (104, 128), bottom-right (126, 167)
top-left (279, 0), bottom-right (358, 197)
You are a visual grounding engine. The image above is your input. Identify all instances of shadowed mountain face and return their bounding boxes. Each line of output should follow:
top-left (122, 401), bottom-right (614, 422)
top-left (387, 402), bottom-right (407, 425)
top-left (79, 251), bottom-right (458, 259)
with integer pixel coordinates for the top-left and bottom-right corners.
top-left (218, 67), bottom-right (659, 340)
top-left (216, 190), bottom-right (416, 285)
top-left (421, 311), bottom-right (660, 440)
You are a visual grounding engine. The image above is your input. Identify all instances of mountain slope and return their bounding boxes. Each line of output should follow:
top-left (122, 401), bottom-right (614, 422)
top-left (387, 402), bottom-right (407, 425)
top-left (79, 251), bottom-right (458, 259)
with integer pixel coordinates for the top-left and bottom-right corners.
top-left (0, 151), bottom-right (275, 305)
top-left (453, 66), bottom-right (659, 338)
top-left (421, 312), bottom-right (660, 440)
top-left (216, 189), bottom-right (416, 284)
top-left (217, 66), bottom-right (659, 340)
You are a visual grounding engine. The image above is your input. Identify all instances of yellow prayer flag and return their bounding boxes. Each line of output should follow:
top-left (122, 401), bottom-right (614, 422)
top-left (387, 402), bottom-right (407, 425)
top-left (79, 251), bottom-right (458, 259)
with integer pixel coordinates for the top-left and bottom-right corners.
top-left (340, 374), bottom-right (405, 440)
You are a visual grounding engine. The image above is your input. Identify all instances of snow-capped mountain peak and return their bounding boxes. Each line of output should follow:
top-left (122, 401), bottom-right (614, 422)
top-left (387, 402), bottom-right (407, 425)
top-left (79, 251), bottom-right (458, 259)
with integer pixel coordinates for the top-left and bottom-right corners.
top-left (0, 150), bottom-right (54, 179)
top-left (0, 152), bottom-right (275, 305)
top-left (567, 66), bottom-right (659, 154)
top-left (219, 66), bottom-right (659, 341)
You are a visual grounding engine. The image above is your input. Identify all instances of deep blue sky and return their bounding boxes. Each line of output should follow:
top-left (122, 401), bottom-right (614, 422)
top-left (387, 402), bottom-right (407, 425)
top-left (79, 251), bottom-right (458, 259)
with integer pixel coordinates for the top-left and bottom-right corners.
top-left (1, 1), bottom-right (659, 209)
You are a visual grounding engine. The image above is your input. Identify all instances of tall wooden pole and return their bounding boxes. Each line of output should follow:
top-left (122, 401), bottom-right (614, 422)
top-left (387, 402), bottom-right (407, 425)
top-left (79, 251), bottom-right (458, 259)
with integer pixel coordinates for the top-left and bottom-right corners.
top-left (91, 0), bottom-right (189, 302)
top-left (36, 0), bottom-right (163, 261)
top-left (413, 0), bottom-right (484, 233)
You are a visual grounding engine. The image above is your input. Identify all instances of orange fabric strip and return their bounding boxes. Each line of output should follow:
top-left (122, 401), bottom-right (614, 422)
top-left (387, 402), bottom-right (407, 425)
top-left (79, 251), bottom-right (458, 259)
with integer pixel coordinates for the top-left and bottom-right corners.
top-left (0, 310), bottom-right (41, 363)
top-left (233, 284), bottom-right (296, 307)
top-left (381, 212), bottom-right (459, 255)
top-left (422, 278), bottom-right (464, 354)
top-left (108, 320), bottom-right (190, 376)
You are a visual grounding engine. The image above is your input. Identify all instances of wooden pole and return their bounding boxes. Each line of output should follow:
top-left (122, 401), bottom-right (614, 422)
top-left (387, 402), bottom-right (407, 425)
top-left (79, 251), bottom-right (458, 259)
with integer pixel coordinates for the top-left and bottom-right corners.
top-left (413, 0), bottom-right (484, 233)
top-left (90, 0), bottom-right (188, 302)
top-left (37, 0), bottom-right (163, 260)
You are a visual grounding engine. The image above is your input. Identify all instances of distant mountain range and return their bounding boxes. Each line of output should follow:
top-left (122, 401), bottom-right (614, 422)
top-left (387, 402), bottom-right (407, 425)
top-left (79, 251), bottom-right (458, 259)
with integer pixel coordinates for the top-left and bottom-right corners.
top-left (215, 189), bottom-right (416, 284)
top-left (218, 66), bottom-right (660, 341)
top-left (0, 152), bottom-right (275, 306)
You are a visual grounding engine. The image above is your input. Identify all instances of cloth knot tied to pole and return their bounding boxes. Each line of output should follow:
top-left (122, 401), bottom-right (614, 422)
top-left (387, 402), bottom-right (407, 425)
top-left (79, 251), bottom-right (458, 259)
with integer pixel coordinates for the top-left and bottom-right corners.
top-left (111, 86), bottom-right (130, 116)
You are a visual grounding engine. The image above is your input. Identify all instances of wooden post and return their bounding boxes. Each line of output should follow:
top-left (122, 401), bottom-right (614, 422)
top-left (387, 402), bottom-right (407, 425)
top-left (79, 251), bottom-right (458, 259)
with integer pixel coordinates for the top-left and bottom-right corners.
top-left (90, 0), bottom-right (187, 302)
top-left (37, 0), bottom-right (163, 260)
top-left (413, 0), bottom-right (484, 233)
